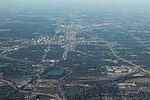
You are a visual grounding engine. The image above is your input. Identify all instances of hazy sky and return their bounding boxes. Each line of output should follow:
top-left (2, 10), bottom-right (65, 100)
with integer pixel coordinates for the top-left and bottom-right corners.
top-left (0, 0), bottom-right (150, 10)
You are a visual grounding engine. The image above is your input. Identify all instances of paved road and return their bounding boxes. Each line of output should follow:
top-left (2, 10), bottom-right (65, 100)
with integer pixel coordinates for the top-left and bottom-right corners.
top-left (107, 42), bottom-right (150, 74)
top-left (0, 78), bottom-right (29, 93)
top-left (33, 92), bottom-right (62, 100)
top-left (83, 32), bottom-right (150, 74)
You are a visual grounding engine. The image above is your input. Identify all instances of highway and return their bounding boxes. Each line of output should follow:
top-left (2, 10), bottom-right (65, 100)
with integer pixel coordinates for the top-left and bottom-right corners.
top-left (83, 32), bottom-right (150, 74)
top-left (33, 92), bottom-right (62, 100)
top-left (107, 42), bottom-right (150, 74)
top-left (0, 78), bottom-right (31, 100)
top-left (58, 68), bottom-right (72, 82)
top-left (0, 78), bottom-right (30, 93)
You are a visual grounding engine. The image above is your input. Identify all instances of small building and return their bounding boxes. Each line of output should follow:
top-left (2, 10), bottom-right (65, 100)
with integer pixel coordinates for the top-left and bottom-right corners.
top-left (119, 82), bottom-right (136, 89)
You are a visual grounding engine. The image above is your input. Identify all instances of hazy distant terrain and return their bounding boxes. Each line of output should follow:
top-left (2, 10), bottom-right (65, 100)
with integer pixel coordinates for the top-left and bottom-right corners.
top-left (0, 0), bottom-right (150, 100)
